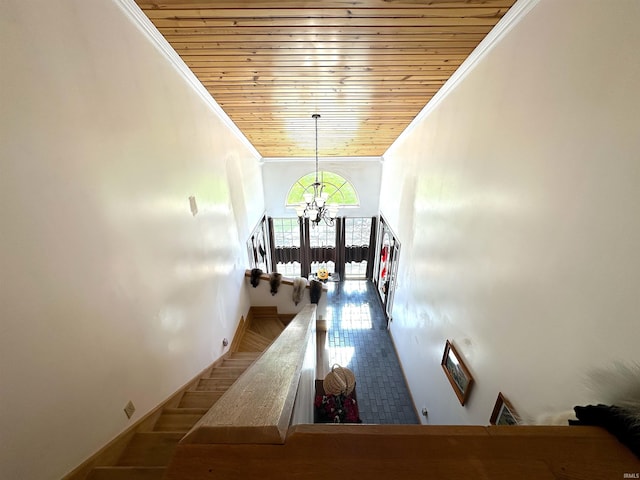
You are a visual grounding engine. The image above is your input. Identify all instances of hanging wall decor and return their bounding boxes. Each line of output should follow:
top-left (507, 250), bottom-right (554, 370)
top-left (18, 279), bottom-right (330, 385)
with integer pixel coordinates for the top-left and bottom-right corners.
top-left (441, 340), bottom-right (474, 406)
top-left (490, 392), bottom-right (520, 425)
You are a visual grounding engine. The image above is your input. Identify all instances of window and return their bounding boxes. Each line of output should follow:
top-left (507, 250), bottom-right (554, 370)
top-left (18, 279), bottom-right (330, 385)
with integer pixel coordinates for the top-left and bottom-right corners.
top-left (310, 223), bottom-right (336, 248)
top-left (345, 217), bottom-right (372, 246)
top-left (310, 222), bottom-right (336, 275)
top-left (344, 217), bottom-right (372, 279)
top-left (278, 262), bottom-right (302, 277)
top-left (271, 218), bottom-right (302, 276)
top-left (286, 171), bottom-right (359, 207)
top-left (272, 218), bottom-right (299, 248)
top-left (267, 216), bottom-right (375, 281)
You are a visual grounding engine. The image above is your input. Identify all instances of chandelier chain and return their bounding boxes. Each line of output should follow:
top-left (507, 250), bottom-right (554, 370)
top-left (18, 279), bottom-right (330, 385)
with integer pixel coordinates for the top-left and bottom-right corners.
top-left (294, 113), bottom-right (339, 226)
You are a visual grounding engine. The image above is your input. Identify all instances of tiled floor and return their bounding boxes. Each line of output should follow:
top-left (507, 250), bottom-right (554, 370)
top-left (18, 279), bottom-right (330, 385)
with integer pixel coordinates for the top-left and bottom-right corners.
top-left (323, 280), bottom-right (419, 424)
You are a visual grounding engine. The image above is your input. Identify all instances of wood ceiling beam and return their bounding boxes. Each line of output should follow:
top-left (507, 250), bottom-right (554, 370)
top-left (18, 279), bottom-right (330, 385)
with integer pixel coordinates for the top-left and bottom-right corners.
top-left (143, 7), bottom-right (509, 19)
top-left (151, 17), bottom-right (508, 28)
top-left (158, 26), bottom-right (494, 35)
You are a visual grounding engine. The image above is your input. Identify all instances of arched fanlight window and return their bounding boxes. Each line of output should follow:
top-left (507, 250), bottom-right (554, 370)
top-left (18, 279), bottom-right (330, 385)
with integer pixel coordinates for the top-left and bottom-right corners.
top-left (286, 171), bottom-right (359, 208)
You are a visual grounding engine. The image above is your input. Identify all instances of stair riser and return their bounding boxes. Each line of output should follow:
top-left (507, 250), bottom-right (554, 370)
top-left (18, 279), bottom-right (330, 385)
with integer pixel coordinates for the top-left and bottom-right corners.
top-left (237, 335), bottom-right (272, 352)
top-left (197, 379), bottom-right (236, 390)
top-left (154, 414), bottom-right (202, 432)
top-left (221, 359), bottom-right (255, 367)
top-left (162, 407), bottom-right (208, 415)
top-left (179, 392), bottom-right (224, 408)
top-left (84, 313), bottom-right (274, 479)
top-left (117, 434), bottom-right (182, 467)
top-left (248, 317), bottom-right (286, 341)
top-left (209, 367), bottom-right (247, 378)
top-left (228, 352), bottom-right (261, 359)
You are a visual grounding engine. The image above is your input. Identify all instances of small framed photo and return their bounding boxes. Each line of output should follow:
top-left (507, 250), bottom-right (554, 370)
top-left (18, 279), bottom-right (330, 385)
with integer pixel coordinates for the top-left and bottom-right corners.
top-left (440, 340), bottom-right (474, 406)
top-left (490, 392), bottom-right (520, 425)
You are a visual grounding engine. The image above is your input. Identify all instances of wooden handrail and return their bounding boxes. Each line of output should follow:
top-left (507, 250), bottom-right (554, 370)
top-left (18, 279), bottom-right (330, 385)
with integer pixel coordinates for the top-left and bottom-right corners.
top-left (180, 304), bottom-right (317, 445)
top-left (167, 423), bottom-right (640, 479)
top-left (243, 269), bottom-right (328, 290)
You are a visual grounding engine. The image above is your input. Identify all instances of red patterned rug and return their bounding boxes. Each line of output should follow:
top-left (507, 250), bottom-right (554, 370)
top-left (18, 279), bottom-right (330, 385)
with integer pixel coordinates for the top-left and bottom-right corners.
top-left (314, 380), bottom-right (362, 424)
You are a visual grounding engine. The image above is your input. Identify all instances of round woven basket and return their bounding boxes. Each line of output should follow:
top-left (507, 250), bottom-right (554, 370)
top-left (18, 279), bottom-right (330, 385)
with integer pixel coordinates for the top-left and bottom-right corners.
top-left (323, 364), bottom-right (356, 396)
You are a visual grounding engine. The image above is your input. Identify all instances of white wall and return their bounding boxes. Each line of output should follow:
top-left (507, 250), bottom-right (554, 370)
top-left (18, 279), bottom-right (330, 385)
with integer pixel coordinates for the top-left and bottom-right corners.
top-left (381, 0), bottom-right (640, 425)
top-left (0, 1), bottom-right (264, 479)
top-left (262, 157), bottom-right (382, 218)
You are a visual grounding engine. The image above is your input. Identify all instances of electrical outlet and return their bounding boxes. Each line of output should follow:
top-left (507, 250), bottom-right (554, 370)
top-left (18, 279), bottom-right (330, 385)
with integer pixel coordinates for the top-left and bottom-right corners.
top-left (124, 400), bottom-right (136, 419)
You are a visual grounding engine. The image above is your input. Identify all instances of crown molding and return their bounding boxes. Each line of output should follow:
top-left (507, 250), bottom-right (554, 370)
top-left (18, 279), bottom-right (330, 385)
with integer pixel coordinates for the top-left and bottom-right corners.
top-left (384, 0), bottom-right (541, 157)
top-left (113, 0), bottom-right (261, 161)
top-left (262, 156), bottom-right (383, 164)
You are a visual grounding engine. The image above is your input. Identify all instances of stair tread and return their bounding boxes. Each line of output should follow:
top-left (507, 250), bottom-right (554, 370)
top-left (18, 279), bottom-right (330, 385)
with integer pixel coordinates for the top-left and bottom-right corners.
top-left (237, 330), bottom-right (273, 352)
top-left (184, 388), bottom-right (228, 394)
top-left (178, 390), bottom-right (225, 408)
top-left (154, 412), bottom-right (203, 432)
top-left (218, 360), bottom-right (253, 364)
top-left (194, 387), bottom-right (233, 392)
top-left (213, 371), bottom-right (247, 378)
top-left (228, 352), bottom-right (262, 360)
top-left (198, 376), bottom-right (236, 383)
top-left (248, 316), bottom-right (286, 341)
top-left (197, 378), bottom-right (236, 390)
top-left (162, 407), bottom-right (208, 415)
top-left (228, 351), bottom-right (261, 357)
top-left (208, 367), bottom-right (247, 378)
top-left (117, 433), bottom-right (183, 466)
top-left (85, 317), bottom-right (268, 477)
top-left (87, 466), bottom-right (166, 480)
top-left (242, 330), bottom-right (271, 340)
top-left (220, 360), bottom-right (254, 368)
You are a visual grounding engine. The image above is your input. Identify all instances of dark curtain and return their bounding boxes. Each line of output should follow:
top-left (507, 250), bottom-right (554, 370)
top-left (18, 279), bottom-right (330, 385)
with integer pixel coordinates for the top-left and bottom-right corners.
top-left (267, 217), bottom-right (277, 272)
top-left (301, 218), bottom-right (311, 277)
top-left (274, 247), bottom-right (301, 264)
top-left (345, 245), bottom-right (369, 263)
top-left (335, 217), bottom-right (345, 279)
top-left (366, 216), bottom-right (377, 280)
top-left (310, 247), bottom-right (336, 263)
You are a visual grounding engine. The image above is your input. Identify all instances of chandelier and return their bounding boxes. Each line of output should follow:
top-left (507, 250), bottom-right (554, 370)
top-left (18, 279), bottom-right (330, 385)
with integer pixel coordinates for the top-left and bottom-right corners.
top-left (295, 114), bottom-right (339, 226)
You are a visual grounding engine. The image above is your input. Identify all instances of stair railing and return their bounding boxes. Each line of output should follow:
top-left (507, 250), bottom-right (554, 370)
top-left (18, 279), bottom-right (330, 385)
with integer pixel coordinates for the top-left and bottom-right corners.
top-left (167, 423), bottom-right (639, 479)
top-left (179, 304), bottom-right (317, 445)
top-left (165, 303), bottom-right (639, 479)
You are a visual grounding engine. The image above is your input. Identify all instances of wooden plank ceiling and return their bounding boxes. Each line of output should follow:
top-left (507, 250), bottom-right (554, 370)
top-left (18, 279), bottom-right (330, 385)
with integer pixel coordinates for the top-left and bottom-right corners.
top-left (135, 0), bottom-right (516, 158)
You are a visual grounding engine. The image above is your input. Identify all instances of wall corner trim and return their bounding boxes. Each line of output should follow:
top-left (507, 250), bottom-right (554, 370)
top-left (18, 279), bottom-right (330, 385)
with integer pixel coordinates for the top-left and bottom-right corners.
top-left (113, 0), bottom-right (262, 161)
top-left (383, 0), bottom-right (541, 158)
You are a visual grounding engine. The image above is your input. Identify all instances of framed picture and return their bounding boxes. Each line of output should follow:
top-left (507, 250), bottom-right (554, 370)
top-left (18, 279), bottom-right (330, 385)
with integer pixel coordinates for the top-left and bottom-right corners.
top-left (440, 340), bottom-right (474, 406)
top-left (490, 392), bottom-right (520, 425)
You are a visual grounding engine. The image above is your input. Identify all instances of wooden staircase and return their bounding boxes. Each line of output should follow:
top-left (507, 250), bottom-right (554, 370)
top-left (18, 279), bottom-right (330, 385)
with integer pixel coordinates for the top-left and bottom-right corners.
top-left (83, 309), bottom-right (289, 480)
top-left (85, 351), bottom-right (259, 480)
top-left (235, 307), bottom-right (292, 353)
